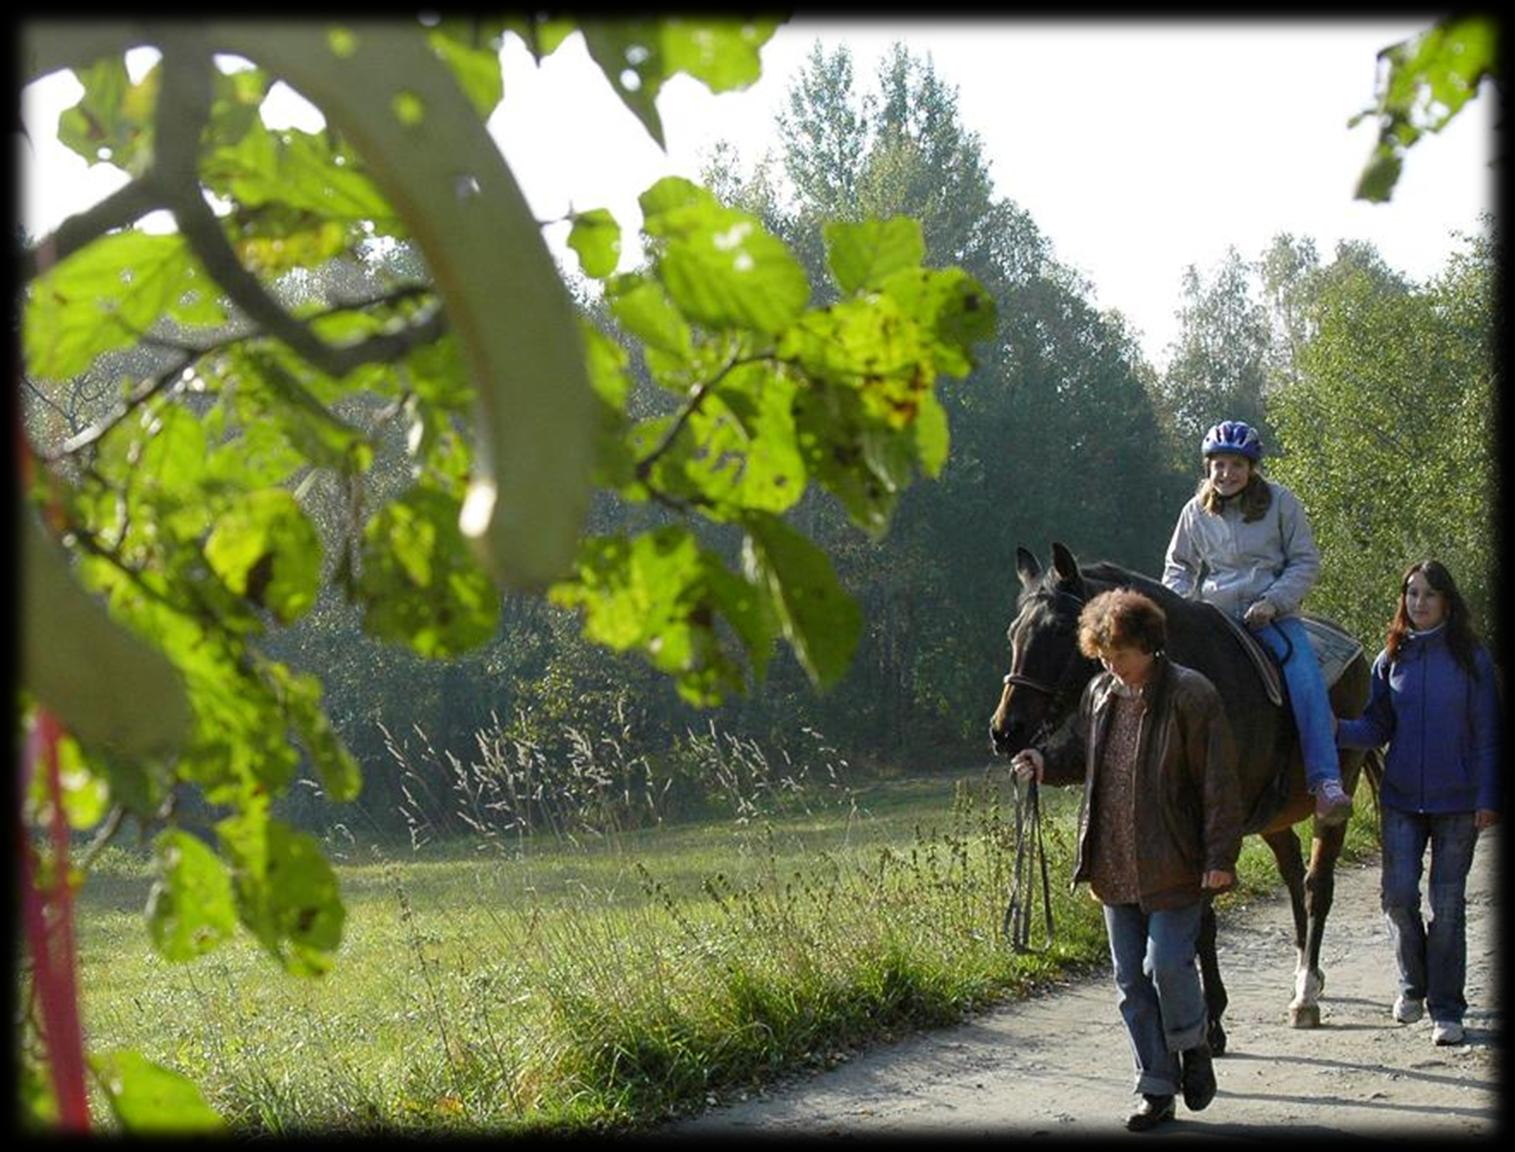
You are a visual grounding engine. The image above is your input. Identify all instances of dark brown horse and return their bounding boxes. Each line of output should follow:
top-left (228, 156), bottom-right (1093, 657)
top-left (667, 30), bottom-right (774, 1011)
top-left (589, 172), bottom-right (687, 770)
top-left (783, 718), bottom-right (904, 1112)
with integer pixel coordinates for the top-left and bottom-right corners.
top-left (988, 543), bottom-right (1374, 1052)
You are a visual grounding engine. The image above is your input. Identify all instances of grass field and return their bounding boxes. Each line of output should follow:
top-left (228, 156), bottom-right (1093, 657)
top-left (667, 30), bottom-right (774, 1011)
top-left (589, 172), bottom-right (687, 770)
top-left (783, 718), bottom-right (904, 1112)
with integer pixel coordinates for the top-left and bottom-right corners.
top-left (68, 765), bottom-right (1381, 1135)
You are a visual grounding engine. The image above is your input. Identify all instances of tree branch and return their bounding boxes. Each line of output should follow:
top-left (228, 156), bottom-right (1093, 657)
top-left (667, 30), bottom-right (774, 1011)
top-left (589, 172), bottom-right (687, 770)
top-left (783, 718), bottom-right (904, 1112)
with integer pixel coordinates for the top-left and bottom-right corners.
top-left (633, 352), bottom-right (768, 481)
top-left (21, 179), bottom-right (169, 283)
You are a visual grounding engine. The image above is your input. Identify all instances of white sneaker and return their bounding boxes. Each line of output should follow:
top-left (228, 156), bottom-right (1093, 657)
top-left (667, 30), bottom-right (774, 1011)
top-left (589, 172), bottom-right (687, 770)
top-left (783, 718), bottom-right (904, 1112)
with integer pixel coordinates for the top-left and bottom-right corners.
top-left (1393, 995), bottom-right (1424, 1024)
top-left (1432, 1020), bottom-right (1464, 1046)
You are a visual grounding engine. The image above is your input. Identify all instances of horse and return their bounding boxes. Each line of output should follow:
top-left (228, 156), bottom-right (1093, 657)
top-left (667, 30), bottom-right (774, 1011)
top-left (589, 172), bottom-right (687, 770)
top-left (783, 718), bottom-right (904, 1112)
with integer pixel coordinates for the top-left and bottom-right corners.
top-left (988, 542), bottom-right (1375, 1053)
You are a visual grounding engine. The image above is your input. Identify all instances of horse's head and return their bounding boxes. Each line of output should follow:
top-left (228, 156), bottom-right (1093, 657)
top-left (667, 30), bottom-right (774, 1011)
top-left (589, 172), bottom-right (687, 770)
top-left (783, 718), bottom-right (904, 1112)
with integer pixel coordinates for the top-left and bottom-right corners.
top-left (988, 542), bottom-right (1100, 756)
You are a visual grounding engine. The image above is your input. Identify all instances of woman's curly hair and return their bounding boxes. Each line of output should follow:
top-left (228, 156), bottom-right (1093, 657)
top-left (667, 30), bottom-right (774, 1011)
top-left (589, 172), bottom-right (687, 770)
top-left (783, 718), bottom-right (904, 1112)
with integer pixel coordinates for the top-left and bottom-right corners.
top-left (1078, 588), bottom-right (1167, 658)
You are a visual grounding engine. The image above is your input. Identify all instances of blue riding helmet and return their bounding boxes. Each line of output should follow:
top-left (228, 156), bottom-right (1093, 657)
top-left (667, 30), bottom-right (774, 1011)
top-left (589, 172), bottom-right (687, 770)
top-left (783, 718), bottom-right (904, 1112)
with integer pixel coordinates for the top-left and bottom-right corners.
top-left (1201, 420), bottom-right (1262, 461)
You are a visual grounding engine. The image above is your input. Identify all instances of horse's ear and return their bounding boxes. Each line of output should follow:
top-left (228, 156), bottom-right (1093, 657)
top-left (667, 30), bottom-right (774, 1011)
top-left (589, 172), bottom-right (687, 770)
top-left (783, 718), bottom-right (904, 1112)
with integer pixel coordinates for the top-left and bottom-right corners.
top-left (1051, 541), bottom-right (1081, 584)
top-left (1015, 546), bottom-right (1041, 588)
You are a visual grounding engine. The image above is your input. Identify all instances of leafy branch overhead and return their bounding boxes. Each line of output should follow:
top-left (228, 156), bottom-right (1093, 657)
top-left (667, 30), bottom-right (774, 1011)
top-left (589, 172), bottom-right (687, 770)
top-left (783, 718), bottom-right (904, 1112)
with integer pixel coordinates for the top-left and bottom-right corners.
top-left (18, 16), bottom-right (993, 1127)
top-left (1352, 16), bottom-right (1495, 203)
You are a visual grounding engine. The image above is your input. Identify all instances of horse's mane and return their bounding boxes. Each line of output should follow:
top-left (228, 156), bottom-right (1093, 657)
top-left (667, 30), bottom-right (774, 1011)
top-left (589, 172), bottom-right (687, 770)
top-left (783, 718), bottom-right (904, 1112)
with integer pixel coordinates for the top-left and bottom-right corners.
top-left (1077, 561), bottom-right (1179, 608)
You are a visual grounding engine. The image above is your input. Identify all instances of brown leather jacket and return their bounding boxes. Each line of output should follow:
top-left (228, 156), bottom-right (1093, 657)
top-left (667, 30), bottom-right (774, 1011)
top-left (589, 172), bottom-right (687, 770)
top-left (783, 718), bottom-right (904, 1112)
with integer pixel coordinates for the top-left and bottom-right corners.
top-left (1039, 655), bottom-right (1242, 910)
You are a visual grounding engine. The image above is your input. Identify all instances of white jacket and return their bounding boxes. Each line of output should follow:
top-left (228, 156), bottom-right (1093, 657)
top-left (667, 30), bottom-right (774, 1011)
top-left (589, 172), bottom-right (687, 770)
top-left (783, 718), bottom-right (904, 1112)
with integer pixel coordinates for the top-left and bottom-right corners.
top-left (1162, 479), bottom-right (1321, 622)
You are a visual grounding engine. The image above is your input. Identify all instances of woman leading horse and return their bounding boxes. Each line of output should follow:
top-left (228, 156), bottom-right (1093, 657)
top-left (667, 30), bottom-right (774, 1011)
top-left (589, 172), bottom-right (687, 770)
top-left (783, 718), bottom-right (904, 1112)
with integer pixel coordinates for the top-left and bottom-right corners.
top-left (989, 543), bottom-right (1374, 1047)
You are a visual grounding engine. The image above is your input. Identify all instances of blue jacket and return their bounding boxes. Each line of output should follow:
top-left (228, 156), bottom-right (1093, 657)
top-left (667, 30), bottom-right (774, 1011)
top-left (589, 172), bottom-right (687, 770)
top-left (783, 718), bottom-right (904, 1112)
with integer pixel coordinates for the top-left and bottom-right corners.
top-left (1336, 626), bottom-right (1501, 814)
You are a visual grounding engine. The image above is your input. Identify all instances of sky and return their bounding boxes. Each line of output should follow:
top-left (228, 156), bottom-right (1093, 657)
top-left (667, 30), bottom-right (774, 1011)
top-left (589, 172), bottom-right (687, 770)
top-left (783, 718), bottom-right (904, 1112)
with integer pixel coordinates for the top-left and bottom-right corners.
top-left (20, 19), bottom-right (1496, 371)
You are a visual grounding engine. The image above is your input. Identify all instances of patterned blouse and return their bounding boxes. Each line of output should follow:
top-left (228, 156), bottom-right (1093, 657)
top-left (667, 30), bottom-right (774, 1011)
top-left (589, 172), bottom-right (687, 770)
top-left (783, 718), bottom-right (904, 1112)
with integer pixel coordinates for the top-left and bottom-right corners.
top-left (1089, 688), bottom-right (1143, 906)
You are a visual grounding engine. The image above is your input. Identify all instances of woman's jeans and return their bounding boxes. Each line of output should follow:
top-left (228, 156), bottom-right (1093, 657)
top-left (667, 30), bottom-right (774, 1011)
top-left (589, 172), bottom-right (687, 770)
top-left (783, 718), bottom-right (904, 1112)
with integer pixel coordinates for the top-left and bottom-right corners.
top-left (1380, 806), bottom-right (1478, 1025)
top-left (1103, 900), bottom-right (1207, 1097)
top-left (1258, 617), bottom-right (1340, 789)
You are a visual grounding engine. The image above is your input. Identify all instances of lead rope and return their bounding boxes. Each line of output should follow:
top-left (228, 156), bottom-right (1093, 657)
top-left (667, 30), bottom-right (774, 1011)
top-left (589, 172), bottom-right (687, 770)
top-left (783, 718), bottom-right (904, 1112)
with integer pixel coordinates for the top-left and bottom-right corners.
top-left (1003, 732), bottom-right (1055, 953)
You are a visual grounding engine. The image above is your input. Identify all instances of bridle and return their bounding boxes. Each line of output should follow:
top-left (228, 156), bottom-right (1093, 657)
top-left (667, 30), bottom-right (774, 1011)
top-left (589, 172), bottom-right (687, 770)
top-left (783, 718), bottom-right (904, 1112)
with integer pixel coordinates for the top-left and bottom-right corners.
top-left (1000, 587), bottom-right (1093, 735)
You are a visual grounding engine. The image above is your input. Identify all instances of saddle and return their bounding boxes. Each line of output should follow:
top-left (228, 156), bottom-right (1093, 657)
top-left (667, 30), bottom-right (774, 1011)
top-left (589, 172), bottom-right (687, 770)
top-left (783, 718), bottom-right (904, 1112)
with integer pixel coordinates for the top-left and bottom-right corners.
top-left (1210, 608), bottom-right (1363, 706)
top-left (1208, 607), bottom-right (1364, 834)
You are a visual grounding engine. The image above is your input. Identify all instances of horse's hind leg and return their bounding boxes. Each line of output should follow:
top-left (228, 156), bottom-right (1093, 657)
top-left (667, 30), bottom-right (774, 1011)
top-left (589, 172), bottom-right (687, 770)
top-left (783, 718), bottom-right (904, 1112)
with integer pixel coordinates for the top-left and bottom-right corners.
top-left (1197, 898), bottom-right (1228, 1054)
top-left (1262, 827), bottom-right (1318, 1027)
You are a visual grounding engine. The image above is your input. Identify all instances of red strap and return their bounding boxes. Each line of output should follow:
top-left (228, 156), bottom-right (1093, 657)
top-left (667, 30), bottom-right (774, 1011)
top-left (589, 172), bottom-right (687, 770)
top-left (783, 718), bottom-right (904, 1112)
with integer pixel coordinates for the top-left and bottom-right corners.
top-left (20, 710), bottom-right (90, 1130)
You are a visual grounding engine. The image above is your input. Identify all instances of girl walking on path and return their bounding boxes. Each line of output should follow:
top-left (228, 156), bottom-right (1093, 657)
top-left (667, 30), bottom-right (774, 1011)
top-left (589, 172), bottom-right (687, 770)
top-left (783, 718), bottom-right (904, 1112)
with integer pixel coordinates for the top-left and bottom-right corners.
top-left (1334, 559), bottom-right (1501, 1047)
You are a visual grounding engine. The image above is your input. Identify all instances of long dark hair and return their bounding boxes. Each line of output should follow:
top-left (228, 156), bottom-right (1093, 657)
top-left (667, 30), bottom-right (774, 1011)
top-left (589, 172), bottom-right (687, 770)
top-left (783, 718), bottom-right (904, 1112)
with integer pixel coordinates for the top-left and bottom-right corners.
top-left (1386, 559), bottom-right (1481, 678)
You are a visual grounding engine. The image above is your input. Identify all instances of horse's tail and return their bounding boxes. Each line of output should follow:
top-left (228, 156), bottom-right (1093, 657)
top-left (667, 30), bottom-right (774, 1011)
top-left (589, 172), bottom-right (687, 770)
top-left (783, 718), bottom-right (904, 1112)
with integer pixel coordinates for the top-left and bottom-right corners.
top-left (1360, 746), bottom-right (1386, 824)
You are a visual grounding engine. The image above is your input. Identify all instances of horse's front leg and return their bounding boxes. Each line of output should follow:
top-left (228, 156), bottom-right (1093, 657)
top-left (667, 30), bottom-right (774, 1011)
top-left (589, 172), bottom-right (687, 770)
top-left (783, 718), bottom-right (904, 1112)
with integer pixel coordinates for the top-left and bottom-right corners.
top-left (1196, 898), bottom-right (1228, 1054)
top-left (1293, 822), bottom-right (1348, 1025)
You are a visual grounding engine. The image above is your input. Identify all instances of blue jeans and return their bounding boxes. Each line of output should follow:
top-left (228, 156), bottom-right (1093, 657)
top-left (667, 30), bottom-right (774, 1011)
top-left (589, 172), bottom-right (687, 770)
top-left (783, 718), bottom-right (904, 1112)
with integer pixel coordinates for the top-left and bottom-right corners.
top-left (1103, 901), bottom-right (1207, 1097)
top-left (1380, 807), bottom-right (1478, 1025)
top-left (1258, 618), bottom-right (1340, 789)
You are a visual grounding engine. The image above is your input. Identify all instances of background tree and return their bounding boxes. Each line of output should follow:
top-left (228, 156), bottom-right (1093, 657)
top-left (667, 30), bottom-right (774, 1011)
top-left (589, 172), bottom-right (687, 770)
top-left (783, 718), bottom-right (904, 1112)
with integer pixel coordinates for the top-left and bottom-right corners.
top-left (1267, 225), bottom-right (1496, 645)
top-left (1152, 246), bottom-right (1273, 471)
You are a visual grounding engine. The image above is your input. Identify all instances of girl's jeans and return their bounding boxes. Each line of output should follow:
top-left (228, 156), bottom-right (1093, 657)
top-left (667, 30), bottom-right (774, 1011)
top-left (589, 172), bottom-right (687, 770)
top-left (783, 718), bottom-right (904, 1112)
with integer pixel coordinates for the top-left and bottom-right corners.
top-left (1258, 617), bottom-right (1340, 789)
top-left (1103, 900), bottom-right (1207, 1097)
top-left (1380, 806), bottom-right (1478, 1025)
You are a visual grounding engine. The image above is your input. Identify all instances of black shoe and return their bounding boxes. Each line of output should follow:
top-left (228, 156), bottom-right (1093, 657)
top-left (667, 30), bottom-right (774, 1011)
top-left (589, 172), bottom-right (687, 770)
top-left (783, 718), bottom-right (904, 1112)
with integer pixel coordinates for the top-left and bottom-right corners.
top-left (1181, 1044), bottom-right (1217, 1112)
top-left (1126, 1094), bottom-right (1176, 1132)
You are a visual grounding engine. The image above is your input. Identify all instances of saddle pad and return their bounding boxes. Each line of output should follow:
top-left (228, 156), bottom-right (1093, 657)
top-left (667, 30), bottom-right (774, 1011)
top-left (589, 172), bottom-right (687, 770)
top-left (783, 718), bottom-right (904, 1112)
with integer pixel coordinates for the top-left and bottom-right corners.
top-left (1297, 613), bottom-right (1365, 690)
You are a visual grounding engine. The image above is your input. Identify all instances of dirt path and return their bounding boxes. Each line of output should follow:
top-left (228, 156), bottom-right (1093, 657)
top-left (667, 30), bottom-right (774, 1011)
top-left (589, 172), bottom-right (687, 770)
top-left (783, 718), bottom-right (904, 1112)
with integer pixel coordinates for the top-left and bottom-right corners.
top-left (667, 827), bottom-right (1500, 1139)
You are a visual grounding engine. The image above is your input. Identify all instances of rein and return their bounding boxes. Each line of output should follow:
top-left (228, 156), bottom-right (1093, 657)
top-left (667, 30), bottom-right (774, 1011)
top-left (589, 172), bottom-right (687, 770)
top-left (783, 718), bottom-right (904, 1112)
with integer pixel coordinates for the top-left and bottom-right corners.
top-left (1000, 585), bottom-right (1090, 953)
top-left (1003, 727), bottom-right (1055, 953)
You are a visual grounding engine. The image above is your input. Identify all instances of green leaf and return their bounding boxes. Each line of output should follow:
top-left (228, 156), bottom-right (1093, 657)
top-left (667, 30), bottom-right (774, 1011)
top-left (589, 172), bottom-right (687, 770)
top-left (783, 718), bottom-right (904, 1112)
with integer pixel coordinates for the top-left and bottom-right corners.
top-left (427, 25), bottom-right (505, 119)
top-left (790, 384), bottom-right (902, 537)
top-left (1354, 148), bottom-right (1403, 203)
top-left (25, 232), bottom-right (203, 380)
top-left (202, 118), bottom-right (395, 221)
top-left (780, 295), bottom-right (932, 428)
top-left (90, 1050), bottom-right (225, 1133)
top-left (580, 319), bottom-right (632, 410)
top-left (913, 390), bottom-right (950, 479)
top-left (218, 807), bottom-right (345, 976)
top-left (580, 21), bottom-right (672, 147)
top-left (551, 528), bottom-right (754, 704)
top-left (504, 15), bottom-right (577, 61)
top-left (204, 489), bottom-right (323, 624)
top-left (53, 736), bottom-right (110, 830)
top-left (58, 55), bottom-right (157, 176)
top-left (742, 512), bottom-right (861, 689)
top-left (878, 265), bottom-right (997, 378)
top-left (580, 20), bottom-right (779, 145)
top-left (357, 487), bottom-right (502, 657)
top-left (22, 511), bottom-right (190, 760)
top-left (638, 174), bottom-right (718, 225)
top-left (825, 217), bottom-right (925, 294)
top-left (204, 63), bottom-right (272, 153)
top-left (607, 273), bottom-right (694, 362)
top-left (233, 348), bottom-right (373, 473)
top-left (640, 179), bottom-right (810, 334)
top-left (555, 528), bottom-right (702, 653)
top-left (275, 666), bottom-right (363, 803)
top-left (568, 208), bottom-right (622, 279)
top-left (705, 558), bottom-right (776, 684)
top-left (147, 830), bottom-right (238, 962)
top-left (660, 18), bottom-right (778, 93)
top-left (638, 364), bottom-right (806, 517)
